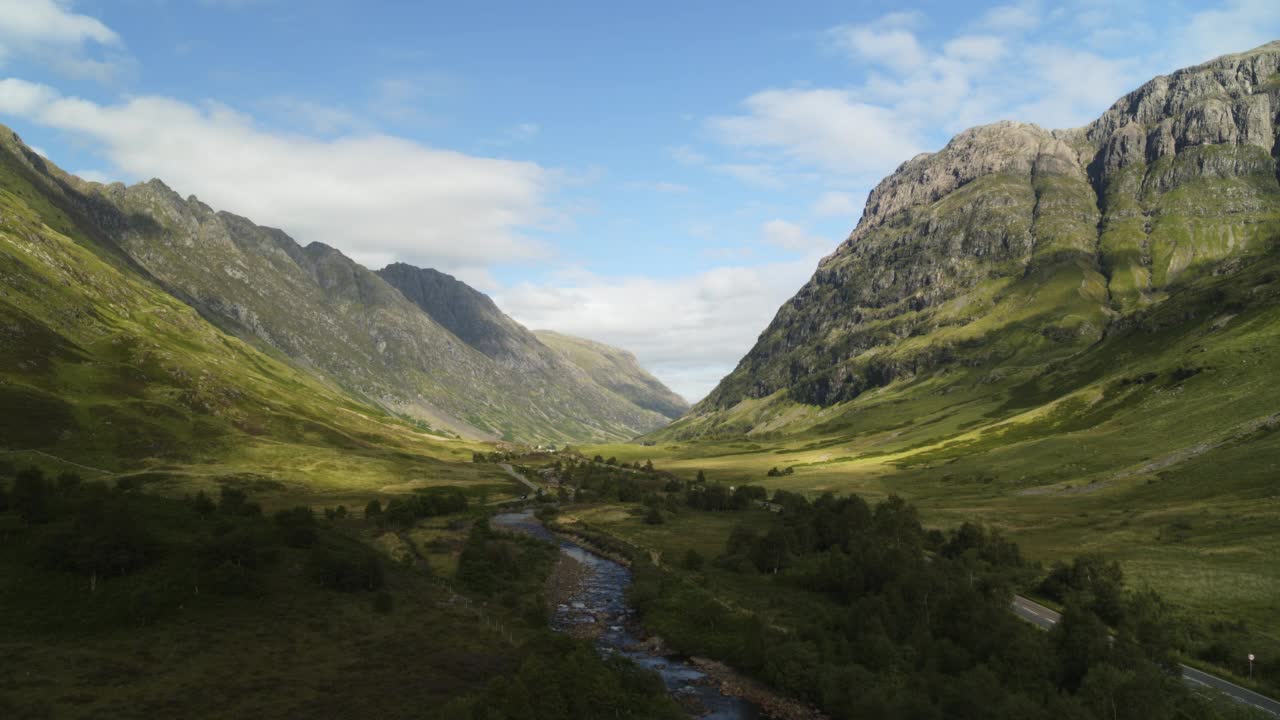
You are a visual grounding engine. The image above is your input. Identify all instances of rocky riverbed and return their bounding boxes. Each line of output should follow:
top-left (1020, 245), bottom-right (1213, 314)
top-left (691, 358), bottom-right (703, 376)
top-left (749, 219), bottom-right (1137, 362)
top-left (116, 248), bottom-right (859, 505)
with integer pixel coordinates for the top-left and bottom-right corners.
top-left (492, 510), bottom-right (763, 719)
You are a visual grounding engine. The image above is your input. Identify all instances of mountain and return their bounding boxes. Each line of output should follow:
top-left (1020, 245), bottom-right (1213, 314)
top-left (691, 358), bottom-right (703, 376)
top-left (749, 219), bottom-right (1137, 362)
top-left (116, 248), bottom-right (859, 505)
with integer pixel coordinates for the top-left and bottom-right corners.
top-left (377, 263), bottom-right (542, 362)
top-left (632, 43), bottom-right (1280, 664)
top-left (668, 41), bottom-right (1280, 442)
top-left (376, 262), bottom-right (686, 425)
top-left (534, 330), bottom-right (689, 419)
top-left (0, 128), bottom-right (491, 481)
top-left (0, 129), bottom-right (677, 445)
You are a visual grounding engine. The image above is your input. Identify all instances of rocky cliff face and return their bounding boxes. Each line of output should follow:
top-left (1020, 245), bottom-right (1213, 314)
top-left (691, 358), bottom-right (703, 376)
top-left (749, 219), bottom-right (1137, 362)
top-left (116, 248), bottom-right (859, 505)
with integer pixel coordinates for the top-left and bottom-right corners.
top-left (0, 133), bottom-right (680, 443)
top-left (376, 263), bottom-right (541, 362)
top-left (695, 42), bottom-right (1280, 416)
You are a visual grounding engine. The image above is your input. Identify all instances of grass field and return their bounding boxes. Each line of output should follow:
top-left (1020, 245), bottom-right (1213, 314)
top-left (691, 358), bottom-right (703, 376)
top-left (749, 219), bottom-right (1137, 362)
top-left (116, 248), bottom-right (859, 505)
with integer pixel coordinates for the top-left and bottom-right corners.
top-left (579, 272), bottom-right (1280, 684)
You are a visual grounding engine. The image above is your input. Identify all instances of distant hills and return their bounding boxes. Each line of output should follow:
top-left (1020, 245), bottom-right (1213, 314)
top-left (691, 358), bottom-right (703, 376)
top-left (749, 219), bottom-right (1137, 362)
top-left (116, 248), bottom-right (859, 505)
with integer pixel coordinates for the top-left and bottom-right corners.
top-left (0, 129), bottom-right (684, 447)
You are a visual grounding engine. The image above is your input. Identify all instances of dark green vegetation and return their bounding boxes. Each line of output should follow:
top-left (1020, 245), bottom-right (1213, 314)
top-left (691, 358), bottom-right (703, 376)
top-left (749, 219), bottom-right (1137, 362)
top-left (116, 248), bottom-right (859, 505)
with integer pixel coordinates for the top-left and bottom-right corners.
top-left (0, 468), bottom-right (680, 719)
top-left (590, 42), bottom-right (1280, 690)
top-left (550, 485), bottom-right (1268, 719)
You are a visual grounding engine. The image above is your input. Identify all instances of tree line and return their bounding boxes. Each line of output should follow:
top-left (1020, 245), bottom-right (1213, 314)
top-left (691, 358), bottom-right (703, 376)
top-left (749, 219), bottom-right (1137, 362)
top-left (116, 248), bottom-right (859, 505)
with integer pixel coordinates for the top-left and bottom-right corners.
top-left (628, 490), bottom-right (1261, 720)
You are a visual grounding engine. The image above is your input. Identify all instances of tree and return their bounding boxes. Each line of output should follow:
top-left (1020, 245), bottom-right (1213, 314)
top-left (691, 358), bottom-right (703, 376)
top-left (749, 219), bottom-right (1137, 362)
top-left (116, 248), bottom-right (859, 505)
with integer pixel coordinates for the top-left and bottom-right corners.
top-left (696, 470), bottom-right (706, 483)
top-left (643, 460), bottom-right (654, 473)
top-left (1053, 600), bottom-right (1113, 692)
top-left (683, 549), bottom-right (705, 571)
top-left (56, 471), bottom-right (82, 495)
top-left (644, 506), bottom-right (664, 525)
top-left (192, 491), bottom-right (216, 516)
top-left (365, 499), bottom-right (382, 518)
top-left (218, 486), bottom-right (261, 516)
top-left (12, 467), bottom-right (51, 523)
top-left (274, 506), bottom-right (318, 548)
top-left (306, 545), bottom-right (384, 592)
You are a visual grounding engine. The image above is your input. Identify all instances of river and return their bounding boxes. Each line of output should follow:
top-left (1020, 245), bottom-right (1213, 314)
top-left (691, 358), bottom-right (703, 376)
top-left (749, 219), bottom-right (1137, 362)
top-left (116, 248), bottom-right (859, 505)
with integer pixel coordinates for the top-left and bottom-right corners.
top-left (492, 510), bottom-right (761, 719)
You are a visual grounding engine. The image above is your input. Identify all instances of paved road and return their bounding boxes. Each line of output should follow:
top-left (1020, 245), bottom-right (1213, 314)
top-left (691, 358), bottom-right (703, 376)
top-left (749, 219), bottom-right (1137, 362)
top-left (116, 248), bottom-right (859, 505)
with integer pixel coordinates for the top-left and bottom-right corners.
top-left (1011, 596), bottom-right (1280, 717)
top-left (497, 463), bottom-right (540, 495)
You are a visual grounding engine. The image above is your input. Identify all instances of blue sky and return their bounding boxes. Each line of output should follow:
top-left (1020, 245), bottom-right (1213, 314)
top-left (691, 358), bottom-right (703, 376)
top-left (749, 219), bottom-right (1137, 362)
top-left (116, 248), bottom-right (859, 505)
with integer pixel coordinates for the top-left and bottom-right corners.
top-left (1, 0), bottom-right (1277, 401)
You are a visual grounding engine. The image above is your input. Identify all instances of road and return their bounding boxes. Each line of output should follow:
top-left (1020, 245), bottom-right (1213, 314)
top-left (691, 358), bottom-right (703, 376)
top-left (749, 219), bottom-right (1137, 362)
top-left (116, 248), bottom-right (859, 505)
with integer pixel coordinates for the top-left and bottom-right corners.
top-left (1011, 596), bottom-right (1280, 717)
top-left (497, 463), bottom-right (540, 495)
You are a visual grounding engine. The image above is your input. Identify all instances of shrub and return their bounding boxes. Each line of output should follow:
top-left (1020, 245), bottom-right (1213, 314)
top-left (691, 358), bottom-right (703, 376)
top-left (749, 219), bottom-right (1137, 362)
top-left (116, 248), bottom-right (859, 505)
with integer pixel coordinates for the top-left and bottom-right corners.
top-left (644, 506), bottom-right (664, 525)
top-left (307, 545), bottom-right (384, 592)
top-left (39, 503), bottom-right (159, 577)
top-left (274, 506), bottom-right (318, 548)
top-left (218, 487), bottom-right (261, 516)
top-left (192, 491), bottom-right (216, 516)
top-left (683, 549), bottom-right (705, 571)
top-left (12, 467), bottom-right (52, 523)
top-left (197, 524), bottom-right (278, 571)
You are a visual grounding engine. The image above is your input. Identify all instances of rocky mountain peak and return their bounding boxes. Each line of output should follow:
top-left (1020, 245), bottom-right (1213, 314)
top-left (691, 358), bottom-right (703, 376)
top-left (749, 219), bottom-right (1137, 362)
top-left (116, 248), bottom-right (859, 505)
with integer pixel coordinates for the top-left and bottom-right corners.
top-left (693, 41), bottom-right (1280, 416)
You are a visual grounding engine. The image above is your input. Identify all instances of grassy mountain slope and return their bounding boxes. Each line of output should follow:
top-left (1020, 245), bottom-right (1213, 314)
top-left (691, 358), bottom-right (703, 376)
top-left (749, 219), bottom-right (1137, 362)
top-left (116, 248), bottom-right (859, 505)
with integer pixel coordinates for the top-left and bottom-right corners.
top-left (377, 263), bottom-right (676, 433)
top-left (0, 131), bottom-right (674, 444)
top-left (613, 43), bottom-right (1280, 666)
top-left (535, 330), bottom-right (689, 420)
top-left (0, 127), bottom-right (515, 504)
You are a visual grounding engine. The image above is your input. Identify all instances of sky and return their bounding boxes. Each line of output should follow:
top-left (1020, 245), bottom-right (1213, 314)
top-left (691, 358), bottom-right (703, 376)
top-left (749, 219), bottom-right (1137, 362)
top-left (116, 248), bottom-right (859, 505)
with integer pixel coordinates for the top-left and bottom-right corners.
top-left (0, 1), bottom-right (1277, 402)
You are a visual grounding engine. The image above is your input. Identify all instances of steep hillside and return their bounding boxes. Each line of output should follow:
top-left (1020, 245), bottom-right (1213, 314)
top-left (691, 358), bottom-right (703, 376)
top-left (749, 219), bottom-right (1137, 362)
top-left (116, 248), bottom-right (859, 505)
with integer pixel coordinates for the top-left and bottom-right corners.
top-left (677, 41), bottom-right (1280, 431)
top-left (377, 263), bottom-right (539, 361)
top-left (377, 262), bottom-right (679, 431)
top-left (0, 131), bottom-right (674, 444)
top-left (0, 131), bottom-right (499, 495)
top-left (535, 330), bottom-right (689, 419)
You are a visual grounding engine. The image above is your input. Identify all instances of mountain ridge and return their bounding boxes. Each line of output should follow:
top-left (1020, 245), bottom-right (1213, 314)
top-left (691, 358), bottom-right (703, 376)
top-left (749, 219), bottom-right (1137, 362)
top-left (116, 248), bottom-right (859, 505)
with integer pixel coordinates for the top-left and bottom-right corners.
top-left (533, 330), bottom-right (689, 420)
top-left (0, 131), bottom-right (683, 444)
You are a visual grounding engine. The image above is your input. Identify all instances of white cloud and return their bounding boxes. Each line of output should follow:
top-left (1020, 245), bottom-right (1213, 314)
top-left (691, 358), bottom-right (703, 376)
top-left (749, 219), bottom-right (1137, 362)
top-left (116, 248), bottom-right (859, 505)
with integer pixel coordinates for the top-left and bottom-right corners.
top-left (1, 78), bottom-right (556, 269)
top-left (760, 219), bottom-right (830, 252)
top-left (713, 162), bottom-right (784, 189)
top-left (0, 77), bottom-right (58, 113)
top-left (979, 1), bottom-right (1042, 31)
top-left (0, 0), bottom-right (125, 81)
top-left (628, 180), bottom-right (690, 194)
top-left (827, 25), bottom-right (927, 70)
top-left (812, 190), bottom-right (862, 218)
top-left (1174, 0), bottom-right (1280, 67)
top-left (669, 145), bottom-right (707, 166)
top-left (1009, 47), bottom-right (1139, 127)
top-left (263, 96), bottom-right (362, 135)
top-left (71, 168), bottom-right (115, 184)
top-left (498, 253), bottom-right (825, 402)
top-left (709, 88), bottom-right (921, 177)
top-left (508, 122), bottom-right (540, 141)
top-left (0, 0), bottom-right (117, 48)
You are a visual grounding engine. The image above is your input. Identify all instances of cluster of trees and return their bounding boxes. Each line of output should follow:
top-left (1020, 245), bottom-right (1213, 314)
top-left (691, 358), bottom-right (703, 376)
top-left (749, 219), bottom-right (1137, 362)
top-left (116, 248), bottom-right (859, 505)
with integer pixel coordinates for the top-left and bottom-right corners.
top-left (765, 466), bottom-right (795, 477)
top-left (455, 518), bottom-right (554, 625)
top-left (0, 468), bottom-right (385, 627)
top-left (437, 633), bottom-right (682, 719)
top-left (364, 488), bottom-right (468, 529)
top-left (629, 491), bottom-right (1252, 720)
top-left (472, 451), bottom-right (516, 464)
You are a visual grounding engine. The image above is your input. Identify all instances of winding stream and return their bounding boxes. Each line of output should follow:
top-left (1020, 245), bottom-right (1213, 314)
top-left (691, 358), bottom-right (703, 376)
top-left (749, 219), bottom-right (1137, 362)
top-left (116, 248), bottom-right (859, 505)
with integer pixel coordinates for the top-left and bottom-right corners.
top-left (492, 510), bottom-right (760, 719)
